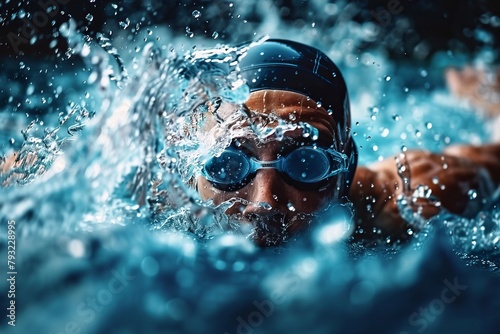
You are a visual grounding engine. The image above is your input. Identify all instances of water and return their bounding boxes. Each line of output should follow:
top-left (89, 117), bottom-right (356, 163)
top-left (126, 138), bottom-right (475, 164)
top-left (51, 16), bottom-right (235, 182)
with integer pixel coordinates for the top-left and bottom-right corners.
top-left (1, 1), bottom-right (500, 333)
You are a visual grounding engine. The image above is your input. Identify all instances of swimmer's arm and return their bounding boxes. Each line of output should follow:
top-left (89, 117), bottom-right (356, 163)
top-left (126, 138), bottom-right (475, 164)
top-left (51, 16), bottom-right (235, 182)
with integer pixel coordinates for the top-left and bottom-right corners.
top-left (444, 143), bottom-right (500, 185)
top-left (446, 67), bottom-right (500, 117)
top-left (349, 148), bottom-right (499, 240)
top-left (349, 163), bottom-right (410, 240)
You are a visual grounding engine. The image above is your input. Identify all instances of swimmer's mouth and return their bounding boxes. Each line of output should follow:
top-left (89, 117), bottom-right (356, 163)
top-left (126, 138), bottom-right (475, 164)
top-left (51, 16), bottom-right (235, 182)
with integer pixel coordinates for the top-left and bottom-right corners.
top-left (233, 212), bottom-right (312, 247)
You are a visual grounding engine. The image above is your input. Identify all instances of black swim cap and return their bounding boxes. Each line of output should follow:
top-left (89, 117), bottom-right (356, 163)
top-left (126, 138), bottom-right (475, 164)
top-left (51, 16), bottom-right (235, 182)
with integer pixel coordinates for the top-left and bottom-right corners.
top-left (238, 39), bottom-right (357, 193)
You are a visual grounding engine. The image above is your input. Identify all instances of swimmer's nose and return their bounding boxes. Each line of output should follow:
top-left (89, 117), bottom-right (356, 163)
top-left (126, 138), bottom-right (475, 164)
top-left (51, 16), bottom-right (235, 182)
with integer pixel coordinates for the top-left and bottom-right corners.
top-left (242, 169), bottom-right (288, 218)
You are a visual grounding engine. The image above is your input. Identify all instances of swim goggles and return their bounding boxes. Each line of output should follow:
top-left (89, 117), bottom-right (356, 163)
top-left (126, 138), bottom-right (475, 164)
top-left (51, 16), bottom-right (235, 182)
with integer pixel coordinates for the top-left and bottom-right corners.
top-left (201, 146), bottom-right (349, 191)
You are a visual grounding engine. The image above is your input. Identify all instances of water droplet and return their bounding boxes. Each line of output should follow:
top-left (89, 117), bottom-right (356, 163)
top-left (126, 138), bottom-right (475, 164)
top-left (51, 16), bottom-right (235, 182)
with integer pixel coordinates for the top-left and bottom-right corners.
top-left (468, 189), bottom-right (478, 200)
top-left (420, 69), bottom-right (428, 77)
top-left (141, 256), bottom-right (159, 277)
top-left (287, 203), bottom-right (296, 212)
top-left (119, 18), bottom-right (130, 29)
top-left (380, 128), bottom-right (389, 137)
top-left (259, 202), bottom-right (272, 210)
top-left (425, 122), bottom-right (433, 129)
top-left (385, 75), bottom-right (391, 81)
top-left (26, 84), bottom-right (35, 96)
top-left (68, 239), bottom-right (85, 258)
top-left (432, 176), bottom-right (439, 184)
top-left (85, 13), bottom-right (93, 22)
top-left (212, 31), bottom-right (219, 39)
top-left (192, 10), bottom-right (201, 18)
top-left (392, 114), bottom-right (400, 121)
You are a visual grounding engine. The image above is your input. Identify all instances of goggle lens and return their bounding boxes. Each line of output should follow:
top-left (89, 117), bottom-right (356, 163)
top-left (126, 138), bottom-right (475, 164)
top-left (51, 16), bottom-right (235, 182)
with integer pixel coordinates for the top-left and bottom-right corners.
top-left (202, 146), bottom-right (347, 191)
top-left (285, 148), bottom-right (330, 182)
top-left (203, 150), bottom-right (250, 186)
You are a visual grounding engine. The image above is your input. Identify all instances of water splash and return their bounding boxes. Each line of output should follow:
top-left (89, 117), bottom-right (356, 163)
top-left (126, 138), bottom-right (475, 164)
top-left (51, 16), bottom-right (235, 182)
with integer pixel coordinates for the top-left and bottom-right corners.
top-left (1, 3), bottom-right (500, 333)
top-left (1, 104), bottom-right (95, 187)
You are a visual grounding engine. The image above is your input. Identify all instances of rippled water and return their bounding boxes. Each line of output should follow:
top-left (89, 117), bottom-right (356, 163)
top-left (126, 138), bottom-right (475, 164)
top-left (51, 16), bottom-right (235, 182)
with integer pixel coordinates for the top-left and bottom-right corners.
top-left (1, 1), bottom-right (500, 334)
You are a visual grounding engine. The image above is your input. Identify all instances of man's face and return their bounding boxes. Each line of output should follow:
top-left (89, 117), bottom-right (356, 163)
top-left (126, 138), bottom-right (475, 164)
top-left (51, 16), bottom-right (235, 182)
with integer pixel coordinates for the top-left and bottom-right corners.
top-left (197, 90), bottom-right (339, 246)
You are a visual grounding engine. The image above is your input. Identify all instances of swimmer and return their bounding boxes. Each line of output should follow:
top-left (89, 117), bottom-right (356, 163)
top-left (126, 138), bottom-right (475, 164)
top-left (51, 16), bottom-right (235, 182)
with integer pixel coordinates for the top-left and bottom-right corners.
top-left (196, 39), bottom-right (500, 246)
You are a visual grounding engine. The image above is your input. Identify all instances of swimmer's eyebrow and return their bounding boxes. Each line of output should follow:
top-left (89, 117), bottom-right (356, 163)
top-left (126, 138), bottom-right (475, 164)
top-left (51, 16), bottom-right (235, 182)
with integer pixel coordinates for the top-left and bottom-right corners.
top-left (282, 130), bottom-right (333, 148)
top-left (279, 137), bottom-right (331, 154)
top-left (282, 126), bottom-right (334, 147)
top-left (230, 138), bottom-right (255, 155)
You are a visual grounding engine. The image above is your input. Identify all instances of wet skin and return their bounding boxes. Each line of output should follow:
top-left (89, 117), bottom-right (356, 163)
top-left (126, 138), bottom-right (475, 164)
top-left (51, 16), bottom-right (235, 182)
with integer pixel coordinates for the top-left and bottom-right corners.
top-left (197, 90), bottom-right (341, 245)
top-left (197, 90), bottom-right (500, 245)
